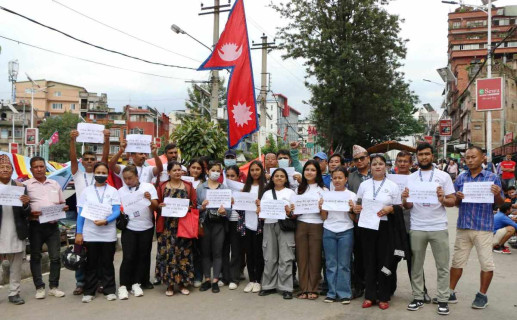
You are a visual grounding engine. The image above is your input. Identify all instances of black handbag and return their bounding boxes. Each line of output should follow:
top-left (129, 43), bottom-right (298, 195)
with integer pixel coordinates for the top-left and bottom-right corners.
top-left (272, 189), bottom-right (296, 232)
top-left (116, 212), bottom-right (129, 231)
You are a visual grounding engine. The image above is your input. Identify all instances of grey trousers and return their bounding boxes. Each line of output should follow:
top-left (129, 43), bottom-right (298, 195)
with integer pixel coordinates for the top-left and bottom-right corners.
top-left (261, 223), bottom-right (296, 292)
top-left (410, 230), bottom-right (450, 302)
top-left (2, 252), bottom-right (23, 296)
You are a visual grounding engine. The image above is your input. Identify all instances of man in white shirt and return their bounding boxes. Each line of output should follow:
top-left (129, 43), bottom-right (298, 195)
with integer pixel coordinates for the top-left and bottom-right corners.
top-left (402, 143), bottom-right (456, 315)
top-left (157, 143), bottom-right (178, 183)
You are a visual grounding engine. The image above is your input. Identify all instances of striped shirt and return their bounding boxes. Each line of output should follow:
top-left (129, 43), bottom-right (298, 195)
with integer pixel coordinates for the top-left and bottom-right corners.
top-left (454, 170), bottom-right (503, 231)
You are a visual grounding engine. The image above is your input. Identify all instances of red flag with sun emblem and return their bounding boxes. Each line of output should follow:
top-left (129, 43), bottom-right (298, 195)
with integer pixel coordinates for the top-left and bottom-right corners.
top-left (198, 0), bottom-right (258, 148)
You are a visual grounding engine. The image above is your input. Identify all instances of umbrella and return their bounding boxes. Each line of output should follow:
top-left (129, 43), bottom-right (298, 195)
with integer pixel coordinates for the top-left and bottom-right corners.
top-left (367, 141), bottom-right (416, 154)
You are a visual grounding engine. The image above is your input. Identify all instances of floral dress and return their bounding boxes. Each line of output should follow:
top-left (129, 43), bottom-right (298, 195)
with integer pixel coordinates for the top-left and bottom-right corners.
top-left (155, 187), bottom-right (194, 287)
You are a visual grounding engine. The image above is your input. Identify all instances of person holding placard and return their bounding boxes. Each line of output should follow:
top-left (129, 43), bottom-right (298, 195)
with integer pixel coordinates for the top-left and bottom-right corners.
top-left (0, 154), bottom-right (31, 305)
top-left (402, 143), bottom-right (456, 315)
top-left (117, 166), bottom-right (159, 300)
top-left (352, 154), bottom-right (403, 310)
top-left (196, 162), bottom-right (231, 293)
top-left (108, 139), bottom-right (163, 188)
top-left (238, 160), bottom-right (267, 293)
top-left (293, 159), bottom-right (327, 300)
top-left (257, 168), bottom-right (296, 299)
top-left (448, 146), bottom-right (504, 310)
top-left (320, 167), bottom-right (356, 304)
top-left (155, 161), bottom-right (197, 296)
top-left (75, 162), bottom-right (121, 303)
top-left (24, 156), bottom-right (68, 300)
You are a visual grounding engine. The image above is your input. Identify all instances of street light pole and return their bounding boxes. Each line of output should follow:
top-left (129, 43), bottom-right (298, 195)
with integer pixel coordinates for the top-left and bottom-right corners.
top-left (486, 0), bottom-right (493, 163)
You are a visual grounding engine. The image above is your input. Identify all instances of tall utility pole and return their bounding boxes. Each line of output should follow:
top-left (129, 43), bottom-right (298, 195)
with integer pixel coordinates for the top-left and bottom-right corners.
top-left (8, 60), bottom-right (19, 102)
top-left (485, 0), bottom-right (493, 163)
top-left (251, 34), bottom-right (276, 158)
top-left (200, 1), bottom-right (232, 123)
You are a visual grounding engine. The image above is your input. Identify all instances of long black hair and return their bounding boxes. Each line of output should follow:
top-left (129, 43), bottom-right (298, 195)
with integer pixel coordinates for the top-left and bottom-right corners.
top-left (297, 159), bottom-right (324, 194)
top-left (188, 158), bottom-right (206, 182)
top-left (242, 160), bottom-right (266, 198)
top-left (262, 168), bottom-right (290, 199)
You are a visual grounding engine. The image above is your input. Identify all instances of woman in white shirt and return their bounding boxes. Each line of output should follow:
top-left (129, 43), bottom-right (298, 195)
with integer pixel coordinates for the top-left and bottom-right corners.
top-left (293, 159), bottom-right (327, 300)
top-left (75, 162), bottom-right (121, 303)
top-left (257, 168), bottom-right (296, 299)
top-left (353, 154), bottom-right (401, 310)
top-left (321, 166), bottom-right (357, 304)
top-left (117, 166), bottom-right (159, 300)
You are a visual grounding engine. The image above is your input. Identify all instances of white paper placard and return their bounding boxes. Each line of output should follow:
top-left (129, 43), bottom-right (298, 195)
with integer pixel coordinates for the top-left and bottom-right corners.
top-left (125, 134), bottom-right (152, 153)
top-left (291, 194), bottom-right (320, 215)
top-left (322, 191), bottom-right (351, 211)
top-left (39, 204), bottom-right (66, 223)
top-left (387, 174), bottom-right (409, 194)
top-left (259, 199), bottom-right (287, 220)
top-left (232, 191), bottom-right (257, 211)
top-left (122, 194), bottom-right (150, 218)
top-left (358, 198), bottom-right (384, 230)
top-left (407, 182), bottom-right (439, 204)
top-left (462, 182), bottom-right (494, 204)
top-left (81, 202), bottom-right (112, 221)
top-left (226, 179), bottom-right (244, 192)
top-left (206, 189), bottom-right (232, 208)
top-left (76, 123), bottom-right (105, 144)
top-left (180, 176), bottom-right (200, 189)
top-left (0, 185), bottom-right (25, 207)
top-left (161, 198), bottom-right (190, 218)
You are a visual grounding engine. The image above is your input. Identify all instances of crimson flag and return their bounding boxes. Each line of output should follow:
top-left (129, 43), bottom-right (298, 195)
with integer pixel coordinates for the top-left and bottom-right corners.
top-left (198, 0), bottom-right (258, 148)
top-left (49, 131), bottom-right (59, 146)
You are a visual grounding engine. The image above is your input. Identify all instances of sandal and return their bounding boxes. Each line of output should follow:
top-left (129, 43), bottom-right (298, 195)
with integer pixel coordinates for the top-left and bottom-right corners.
top-left (297, 292), bottom-right (308, 299)
top-left (73, 287), bottom-right (84, 295)
top-left (165, 286), bottom-right (174, 296)
top-left (308, 292), bottom-right (319, 300)
top-left (180, 288), bottom-right (190, 295)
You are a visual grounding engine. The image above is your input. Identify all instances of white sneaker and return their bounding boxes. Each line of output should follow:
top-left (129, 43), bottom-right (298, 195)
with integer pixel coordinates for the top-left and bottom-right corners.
top-left (252, 282), bottom-right (261, 293)
top-left (82, 295), bottom-right (94, 303)
top-left (131, 283), bottom-right (144, 297)
top-left (218, 280), bottom-right (225, 287)
top-left (243, 282), bottom-right (254, 293)
top-left (229, 282), bottom-right (238, 290)
top-left (118, 286), bottom-right (129, 300)
top-left (48, 288), bottom-right (65, 298)
top-left (193, 281), bottom-right (202, 288)
top-left (35, 288), bottom-right (46, 299)
top-left (106, 294), bottom-right (117, 301)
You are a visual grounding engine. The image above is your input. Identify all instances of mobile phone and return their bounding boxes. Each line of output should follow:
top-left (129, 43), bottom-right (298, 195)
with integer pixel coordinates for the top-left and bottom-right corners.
top-left (356, 198), bottom-right (362, 205)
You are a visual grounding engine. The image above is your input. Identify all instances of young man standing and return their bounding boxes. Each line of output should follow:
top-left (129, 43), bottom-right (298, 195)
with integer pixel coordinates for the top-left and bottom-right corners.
top-left (500, 154), bottom-right (516, 189)
top-left (449, 146), bottom-right (504, 309)
top-left (403, 143), bottom-right (456, 315)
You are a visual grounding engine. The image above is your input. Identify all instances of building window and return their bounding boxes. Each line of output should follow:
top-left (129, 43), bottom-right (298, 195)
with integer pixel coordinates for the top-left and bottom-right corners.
top-left (130, 128), bottom-right (144, 134)
top-left (110, 145), bottom-right (120, 154)
top-left (54, 91), bottom-right (62, 97)
top-left (14, 129), bottom-right (22, 138)
top-left (110, 128), bottom-right (120, 137)
top-left (52, 103), bottom-right (63, 110)
top-left (70, 103), bottom-right (76, 110)
top-left (506, 41), bottom-right (517, 48)
top-left (1, 129), bottom-right (8, 139)
top-left (452, 21), bottom-right (461, 29)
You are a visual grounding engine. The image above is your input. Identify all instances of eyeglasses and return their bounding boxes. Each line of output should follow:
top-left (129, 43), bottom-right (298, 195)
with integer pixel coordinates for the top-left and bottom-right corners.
top-left (83, 157), bottom-right (96, 162)
top-left (353, 156), bottom-right (367, 162)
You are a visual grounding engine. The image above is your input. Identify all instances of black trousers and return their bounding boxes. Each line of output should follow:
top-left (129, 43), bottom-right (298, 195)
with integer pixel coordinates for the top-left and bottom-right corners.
top-left (200, 221), bottom-right (226, 279)
top-left (360, 222), bottom-right (392, 302)
top-left (222, 221), bottom-right (242, 283)
top-left (29, 222), bottom-right (61, 289)
top-left (84, 241), bottom-right (116, 296)
top-left (351, 222), bottom-right (365, 293)
top-left (243, 228), bottom-right (264, 283)
top-left (120, 227), bottom-right (154, 288)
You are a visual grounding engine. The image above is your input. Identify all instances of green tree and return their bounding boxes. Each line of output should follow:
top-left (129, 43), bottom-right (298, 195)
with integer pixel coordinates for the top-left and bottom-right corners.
top-left (248, 133), bottom-right (289, 159)
top-left (38, 112), bottom-right (81, 162)
top-left (272, 0), bottom-right (423, 152)
top-left (170, 116), bottom-right (227, 163)
top-left (185, 77), bottom-right (227, 119)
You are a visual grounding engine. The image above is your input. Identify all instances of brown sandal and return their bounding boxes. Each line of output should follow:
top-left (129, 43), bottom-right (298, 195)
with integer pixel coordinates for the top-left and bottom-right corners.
top-left (297, 292), bottom-right (308, 299)
top-left (308, 292), bottom-right (319, 300)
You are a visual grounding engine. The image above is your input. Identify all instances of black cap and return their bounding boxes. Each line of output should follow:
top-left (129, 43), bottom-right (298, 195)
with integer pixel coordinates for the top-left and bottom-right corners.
top-left (225, 149), bottom-right (237, 158)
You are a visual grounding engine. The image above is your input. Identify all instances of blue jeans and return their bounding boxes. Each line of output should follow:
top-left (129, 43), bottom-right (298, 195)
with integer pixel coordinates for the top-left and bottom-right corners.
top-left (323, 228), bottom-right (354, 299)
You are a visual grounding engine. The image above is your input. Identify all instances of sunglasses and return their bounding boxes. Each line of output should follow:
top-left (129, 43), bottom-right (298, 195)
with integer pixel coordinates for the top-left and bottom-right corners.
top-left (353, 156), bottom-right (368, 162)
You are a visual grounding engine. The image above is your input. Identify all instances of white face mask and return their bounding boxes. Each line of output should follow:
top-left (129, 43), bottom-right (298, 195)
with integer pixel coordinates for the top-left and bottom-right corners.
top-left (278, 159), bottom-right (289, 168)
top-left (209, 172), bottom-right (221, 181)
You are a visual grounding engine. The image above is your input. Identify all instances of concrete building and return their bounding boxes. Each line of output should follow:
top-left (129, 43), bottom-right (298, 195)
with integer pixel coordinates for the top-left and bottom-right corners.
top-left (0, 102), bottom-right (36, 153)
top-left (442, 5), bottom-right (517, 154)
top-left (257, 93), bottom-right (301, 148)
top-left (297, 118), bottom-right (323, 159)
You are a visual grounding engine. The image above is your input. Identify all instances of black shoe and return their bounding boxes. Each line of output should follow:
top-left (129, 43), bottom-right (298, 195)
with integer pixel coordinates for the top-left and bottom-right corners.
top-left (407, 299), bottom-right (424, 311)
top-left (437, 302), bottom-right (450, 315)
top-left (282, 291), bottom-right (293, 300)
top-left (141, 283), bottom-right (154, 290)
top-left (199, 281), bottom-right (211, 292)
top-left (211, 282), bottom-right (220, 293)
top-left (258, 289), bottom-right (276, 296)
top-left (152, 279), bottom-right (161, 286)
top-left (340, 298), bottom-right (351, 305)
top-left (8, 295), bottom-right (25, 305)
top-left (323, 296), bottom-right (336, 303)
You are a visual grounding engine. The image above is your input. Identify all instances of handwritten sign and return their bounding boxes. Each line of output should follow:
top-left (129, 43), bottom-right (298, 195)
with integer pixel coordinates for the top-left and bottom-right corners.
top-left (0, 185), bottom-right (24, 207)
top-left (232, 191), bottom-right (257, 211)
top-left (206, 189), bottom-right (232, 208)
top-left (259, 199), bottom-right (287, 220)
top-left (462, 182), bottom-right (494, 204)
top-left (39, 204), bottom-right (66, 223)
top-left (226, 179), bottom-right (244, 192)
top-left (291, 194), bottom-right (320, 215)
top-left (81, 202), bottom-right (112, 221)
top-left (322, 191), bottom-right (351, 211)
top-left (76, 123), bottom-right (105, 144)
top-left (125, 134), bottom-right (152, 153)
top-left (407, 182), bottom-right (439, 204)
top-left (180, 176), bottom-right (200, 189)
top-left (388, 174), bottom-right (409, 194)
top-left (358, 198), bottom-right (384, 230)
top-left (122, 194), bottom-right (150, 218)
top-left (161, 198), bottom-right (190, 218)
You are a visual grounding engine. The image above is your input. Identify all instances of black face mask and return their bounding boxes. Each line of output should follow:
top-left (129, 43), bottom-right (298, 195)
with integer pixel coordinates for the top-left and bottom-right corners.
top-left (94, 175), bottom-right (108, 184)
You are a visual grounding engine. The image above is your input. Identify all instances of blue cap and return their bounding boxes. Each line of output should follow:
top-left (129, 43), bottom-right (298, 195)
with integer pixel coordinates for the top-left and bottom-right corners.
top-left (313, 152), bottom-right (328, 161)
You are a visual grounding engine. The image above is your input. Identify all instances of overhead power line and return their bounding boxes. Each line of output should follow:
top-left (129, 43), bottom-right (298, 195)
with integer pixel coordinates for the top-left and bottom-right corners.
top-left (0, 5), bottom-right (198, 70)
top-left (51, 0), bottom-right (201, 63)
top-left (0, 35), bottom-right (202, 81)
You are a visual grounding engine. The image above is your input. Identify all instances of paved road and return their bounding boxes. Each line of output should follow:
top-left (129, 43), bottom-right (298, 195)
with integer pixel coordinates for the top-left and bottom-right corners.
top-left (2, 208), bottom-right (516, 320)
